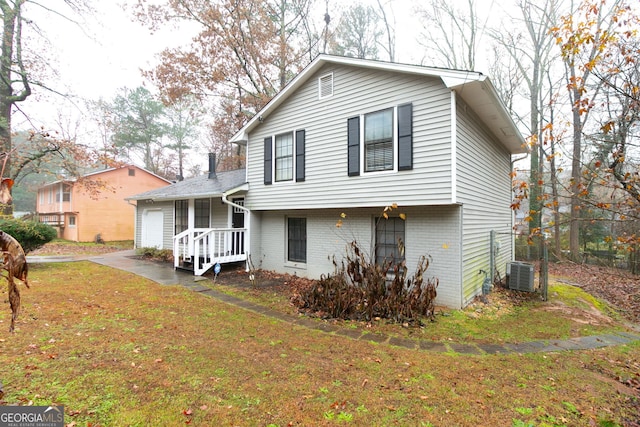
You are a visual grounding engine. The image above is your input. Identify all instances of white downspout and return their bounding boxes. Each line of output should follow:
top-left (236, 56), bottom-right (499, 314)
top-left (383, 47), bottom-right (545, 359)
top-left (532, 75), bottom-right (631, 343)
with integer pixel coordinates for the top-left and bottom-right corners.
top-left (221, 191), bottom-right (251, 271)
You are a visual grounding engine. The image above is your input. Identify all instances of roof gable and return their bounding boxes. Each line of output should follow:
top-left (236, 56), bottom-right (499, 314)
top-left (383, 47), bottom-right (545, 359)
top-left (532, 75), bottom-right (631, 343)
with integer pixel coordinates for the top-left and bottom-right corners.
top-left (41, 164), bottom-right (171, 187)
top-left (230, 54), bottom-right (525, 154)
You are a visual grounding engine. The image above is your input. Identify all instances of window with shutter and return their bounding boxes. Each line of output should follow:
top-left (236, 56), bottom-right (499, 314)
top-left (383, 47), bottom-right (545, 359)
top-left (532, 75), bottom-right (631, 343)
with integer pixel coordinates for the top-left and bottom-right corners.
top-left (275, 132), bottom-right (294, 182)
top-left (264, 130), bottom-right (306, 184)
top-left (347, 103), bottom-right (413, 175)
top-left (364, 108), bottom-right (394, 172)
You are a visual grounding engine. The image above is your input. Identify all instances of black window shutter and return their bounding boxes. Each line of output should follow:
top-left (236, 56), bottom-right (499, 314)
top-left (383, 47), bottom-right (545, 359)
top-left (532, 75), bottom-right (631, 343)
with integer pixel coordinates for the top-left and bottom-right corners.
top-left (347, 116), bottom-right (360, 176)
top-left (398, 103), bottom-right (413, 170)
top-left (295, 130), bottom-right (305, 182)
top-left (264, 136), bottom-right (273, 185)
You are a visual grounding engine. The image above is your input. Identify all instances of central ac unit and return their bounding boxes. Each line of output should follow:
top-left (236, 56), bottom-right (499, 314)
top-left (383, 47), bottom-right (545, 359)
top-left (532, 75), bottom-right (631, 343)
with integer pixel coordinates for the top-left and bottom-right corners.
top-left (506, 262), bottom-right (535, 292)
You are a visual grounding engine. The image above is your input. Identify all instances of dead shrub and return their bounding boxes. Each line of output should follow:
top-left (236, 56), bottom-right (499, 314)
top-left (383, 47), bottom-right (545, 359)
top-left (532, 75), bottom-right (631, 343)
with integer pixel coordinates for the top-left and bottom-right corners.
top-left (294, 241), bottom-right (438, 325)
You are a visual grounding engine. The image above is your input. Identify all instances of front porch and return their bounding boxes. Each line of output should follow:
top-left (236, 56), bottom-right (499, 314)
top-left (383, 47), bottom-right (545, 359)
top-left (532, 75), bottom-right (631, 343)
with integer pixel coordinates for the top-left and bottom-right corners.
top-left (173, 227), bottom-right (247, 275)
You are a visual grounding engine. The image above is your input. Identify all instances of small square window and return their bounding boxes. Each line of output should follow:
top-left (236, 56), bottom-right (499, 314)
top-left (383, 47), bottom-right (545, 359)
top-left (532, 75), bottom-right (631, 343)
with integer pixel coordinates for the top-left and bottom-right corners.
top-left (129, 169), bottom-right (135, 176)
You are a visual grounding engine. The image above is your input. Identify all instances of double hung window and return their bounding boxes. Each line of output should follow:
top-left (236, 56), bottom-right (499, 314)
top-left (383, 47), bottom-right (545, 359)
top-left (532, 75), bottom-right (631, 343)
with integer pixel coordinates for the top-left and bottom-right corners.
top-left (175, 200), bottom-right (188, 234)
top-left (347, 103), bottom-right (413, 176)
top-left (364, 108), bottom-right (394, 172)
top-left (194, 199), bottom-right (210, 228)
top-left (264, 129), bottom-right (306, 185)
top-left (275, 132), bottom-right (294, 182)
top-left (375, 217), bottom-right (406, 266)
top-left (287, 217), bottom-right (307, 263)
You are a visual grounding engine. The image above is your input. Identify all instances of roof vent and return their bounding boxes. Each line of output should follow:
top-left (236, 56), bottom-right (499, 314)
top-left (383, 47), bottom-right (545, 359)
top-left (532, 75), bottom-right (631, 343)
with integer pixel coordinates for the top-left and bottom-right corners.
top-left (319, 73), bottom-right (333, 99)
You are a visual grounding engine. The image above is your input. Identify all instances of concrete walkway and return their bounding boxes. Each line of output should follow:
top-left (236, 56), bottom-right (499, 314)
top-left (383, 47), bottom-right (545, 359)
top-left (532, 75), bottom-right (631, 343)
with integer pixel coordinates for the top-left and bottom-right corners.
top-left (28, 250), bottom-right (640, 355)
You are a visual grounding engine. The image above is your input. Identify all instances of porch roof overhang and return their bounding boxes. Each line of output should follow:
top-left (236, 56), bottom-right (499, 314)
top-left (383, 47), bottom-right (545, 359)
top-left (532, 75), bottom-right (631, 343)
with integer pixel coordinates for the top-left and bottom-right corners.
top-left (230, 54), bottom-right (526, 154)
top-left (126, 169), bottom-right (247, 203)
top-left (222, 183), bottom-right (249, 197)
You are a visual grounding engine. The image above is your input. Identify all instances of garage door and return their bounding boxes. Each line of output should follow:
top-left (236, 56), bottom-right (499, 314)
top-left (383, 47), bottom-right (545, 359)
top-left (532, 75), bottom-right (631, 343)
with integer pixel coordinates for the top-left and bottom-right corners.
top-left (142, 209), bottom-right (164, 249)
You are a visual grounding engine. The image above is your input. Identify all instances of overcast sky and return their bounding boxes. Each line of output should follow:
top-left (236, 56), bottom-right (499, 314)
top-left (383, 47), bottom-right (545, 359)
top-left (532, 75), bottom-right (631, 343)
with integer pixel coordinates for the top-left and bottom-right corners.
top-left (16, 0), bottom-right (504, 167)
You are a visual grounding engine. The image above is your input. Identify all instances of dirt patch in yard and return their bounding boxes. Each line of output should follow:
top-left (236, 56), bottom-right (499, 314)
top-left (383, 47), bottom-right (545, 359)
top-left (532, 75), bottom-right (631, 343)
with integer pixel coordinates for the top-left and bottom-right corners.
top-left (540, 300), bottom-right (615, 327)
top-left (29, 241), bottom-right (133, 256)
top-left (549, 261), bottom-right (640, 324)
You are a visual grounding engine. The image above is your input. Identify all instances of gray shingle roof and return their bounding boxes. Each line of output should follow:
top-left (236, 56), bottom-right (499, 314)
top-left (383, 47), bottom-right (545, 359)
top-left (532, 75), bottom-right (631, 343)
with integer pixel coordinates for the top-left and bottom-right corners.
top-left (127, 168), bottom-right (246, 201)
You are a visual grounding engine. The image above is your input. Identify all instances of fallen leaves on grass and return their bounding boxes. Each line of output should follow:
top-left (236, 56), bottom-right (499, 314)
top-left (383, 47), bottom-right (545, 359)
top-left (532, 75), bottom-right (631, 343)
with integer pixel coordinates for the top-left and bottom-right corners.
top-left (549, 262), bottom-right (640, 323)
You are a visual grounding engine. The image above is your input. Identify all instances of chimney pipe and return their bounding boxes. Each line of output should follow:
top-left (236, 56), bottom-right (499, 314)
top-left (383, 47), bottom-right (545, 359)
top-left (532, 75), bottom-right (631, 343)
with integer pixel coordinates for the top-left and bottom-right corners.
top-left (208, 153), bottom-right (217, 179)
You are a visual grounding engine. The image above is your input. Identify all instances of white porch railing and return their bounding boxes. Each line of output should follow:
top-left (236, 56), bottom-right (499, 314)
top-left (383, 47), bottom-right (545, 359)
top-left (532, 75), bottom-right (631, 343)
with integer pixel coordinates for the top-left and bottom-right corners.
top-left (173, 228), bottom-right (247, 276)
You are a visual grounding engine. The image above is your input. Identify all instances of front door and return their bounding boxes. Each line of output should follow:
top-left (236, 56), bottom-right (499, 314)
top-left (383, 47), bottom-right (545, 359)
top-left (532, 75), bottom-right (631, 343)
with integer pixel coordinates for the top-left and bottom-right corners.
top-left (231, 198), bottom-right (245, 255)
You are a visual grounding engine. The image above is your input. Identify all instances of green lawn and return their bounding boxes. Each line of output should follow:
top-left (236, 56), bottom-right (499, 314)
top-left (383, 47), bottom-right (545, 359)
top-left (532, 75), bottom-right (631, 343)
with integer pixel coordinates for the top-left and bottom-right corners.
top-left (0, 262), bottom-right (637, 426)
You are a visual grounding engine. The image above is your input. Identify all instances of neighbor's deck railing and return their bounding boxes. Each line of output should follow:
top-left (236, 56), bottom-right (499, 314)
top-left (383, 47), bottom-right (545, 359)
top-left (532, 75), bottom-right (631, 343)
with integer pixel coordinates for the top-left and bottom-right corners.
top-left (173, 228), bottom-right (247, 275)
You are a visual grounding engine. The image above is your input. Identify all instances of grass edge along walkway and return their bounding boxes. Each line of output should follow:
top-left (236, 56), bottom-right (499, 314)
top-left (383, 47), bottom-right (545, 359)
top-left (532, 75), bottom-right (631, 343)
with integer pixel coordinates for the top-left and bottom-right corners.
top-left (30, 250), bottom-right (640, 356)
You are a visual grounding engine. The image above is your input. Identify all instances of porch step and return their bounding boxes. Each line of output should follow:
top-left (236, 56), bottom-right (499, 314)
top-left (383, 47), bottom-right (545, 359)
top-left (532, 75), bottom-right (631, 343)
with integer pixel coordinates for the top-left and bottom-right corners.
top-left (176, 260), bottom-right (194, 272)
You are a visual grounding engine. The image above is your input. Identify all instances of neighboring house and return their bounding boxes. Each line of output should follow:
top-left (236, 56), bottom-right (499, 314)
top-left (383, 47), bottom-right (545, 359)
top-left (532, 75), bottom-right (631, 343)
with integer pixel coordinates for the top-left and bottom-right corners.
top-left (130, 55), bottom-right (526, 309)
top-left (36, 165), bottom-right (171, 242)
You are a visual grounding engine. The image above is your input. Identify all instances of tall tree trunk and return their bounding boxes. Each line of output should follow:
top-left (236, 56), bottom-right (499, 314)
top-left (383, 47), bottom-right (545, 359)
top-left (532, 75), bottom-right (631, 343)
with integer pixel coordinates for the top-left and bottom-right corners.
top-left (0, 0), bottom-right (29, 215)
top-left (569, 84), bottom-right (582, 261)
top-left (549, 124), bottom-right (561, 257)
top-left (0, 2), bottom-right (18, 157)
top-left (528, 57), bottom-right (541, 260)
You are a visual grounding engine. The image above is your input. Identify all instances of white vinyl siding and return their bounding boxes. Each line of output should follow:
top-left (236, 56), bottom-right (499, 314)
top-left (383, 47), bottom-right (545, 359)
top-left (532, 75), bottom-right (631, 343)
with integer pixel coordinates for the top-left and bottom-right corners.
top-left (455, 97), bottom-right (513, 305)
top-left (246, 64), bottom-right (453, 211)
top-left (242, 61), bottom-right (517, 309)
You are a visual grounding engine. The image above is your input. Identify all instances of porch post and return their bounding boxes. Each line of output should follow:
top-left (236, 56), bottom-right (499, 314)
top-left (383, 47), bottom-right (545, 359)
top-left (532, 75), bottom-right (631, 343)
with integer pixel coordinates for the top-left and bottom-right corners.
top-left (221, 189), bottom-right (250, 271)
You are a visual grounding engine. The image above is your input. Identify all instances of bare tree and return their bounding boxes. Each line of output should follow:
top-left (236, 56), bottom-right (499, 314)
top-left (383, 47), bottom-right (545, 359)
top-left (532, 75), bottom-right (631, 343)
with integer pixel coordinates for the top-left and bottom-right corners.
top-left (490, 0), bottom-right (561, 258)
top-left (86, 98), bottom-right (119, 168)
top-left (0, 0), bottom-right (94, 212)
top-left (415, 0), bottom-right (479, 70)
top-left (553, 0), bottom-right (623, 261)
top-left (375, 0), bottom-right (395, 62)
top-left (331, 3), bottom-right (383, 59)
top-left (164, 96), bottom-right (202, 180)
